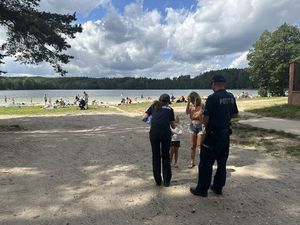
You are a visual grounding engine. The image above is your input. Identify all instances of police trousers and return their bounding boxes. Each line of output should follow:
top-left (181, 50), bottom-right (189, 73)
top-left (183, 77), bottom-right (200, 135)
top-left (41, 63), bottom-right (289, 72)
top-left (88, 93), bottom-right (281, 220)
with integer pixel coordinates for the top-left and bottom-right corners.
top-left (197, 131), bottom-right (230, 192)
top-left (149, 128), bottom-right (172, 184)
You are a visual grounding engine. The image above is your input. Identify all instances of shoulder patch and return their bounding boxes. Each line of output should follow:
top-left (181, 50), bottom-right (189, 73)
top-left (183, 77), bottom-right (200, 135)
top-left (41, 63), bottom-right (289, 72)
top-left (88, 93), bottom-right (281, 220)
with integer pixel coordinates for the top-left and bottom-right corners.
top-left (162, 105), bottom-right (171, 110)
top-left (219, 97), bottom-right (235, 105)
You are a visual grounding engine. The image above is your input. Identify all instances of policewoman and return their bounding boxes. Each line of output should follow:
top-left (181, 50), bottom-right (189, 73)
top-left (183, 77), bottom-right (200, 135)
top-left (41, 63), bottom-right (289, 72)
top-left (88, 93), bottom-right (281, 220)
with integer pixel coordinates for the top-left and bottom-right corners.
top-left (142, 94), bottom-right (175, 187)
top-left (190, 75), bottom-right (238, 197)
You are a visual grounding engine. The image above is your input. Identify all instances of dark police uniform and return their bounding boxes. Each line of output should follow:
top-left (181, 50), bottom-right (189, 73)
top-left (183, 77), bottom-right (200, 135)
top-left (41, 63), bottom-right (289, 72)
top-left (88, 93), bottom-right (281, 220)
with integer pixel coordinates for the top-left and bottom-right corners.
top-left (146, 103), bottom-right (175, 186)
top-left (194, 87), bottom-right (238, 196)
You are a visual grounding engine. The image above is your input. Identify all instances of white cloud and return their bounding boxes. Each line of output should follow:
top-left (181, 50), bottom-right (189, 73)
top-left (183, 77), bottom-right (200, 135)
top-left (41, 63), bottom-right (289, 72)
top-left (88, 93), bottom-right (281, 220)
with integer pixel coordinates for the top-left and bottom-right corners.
top-left (2, 0), bottom-right (300, 77)
top-left (228, 52), bottom-right (249, 68)
top-left (169, 0), bottom-right (300, 62)
top-left (65, 3), bottom-right (168, 75)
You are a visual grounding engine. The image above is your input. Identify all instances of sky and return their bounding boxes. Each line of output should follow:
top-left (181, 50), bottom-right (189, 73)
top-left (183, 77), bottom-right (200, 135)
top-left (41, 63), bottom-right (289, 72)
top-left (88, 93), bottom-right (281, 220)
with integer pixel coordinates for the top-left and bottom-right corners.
top-left (1, 0), bottom-right (300, 78)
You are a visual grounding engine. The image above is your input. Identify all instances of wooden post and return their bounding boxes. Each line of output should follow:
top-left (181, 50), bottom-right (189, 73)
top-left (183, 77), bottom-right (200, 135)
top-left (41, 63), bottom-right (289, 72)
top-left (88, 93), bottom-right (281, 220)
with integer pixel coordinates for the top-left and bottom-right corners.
top-left (288, 62), bottom-right (300, 105)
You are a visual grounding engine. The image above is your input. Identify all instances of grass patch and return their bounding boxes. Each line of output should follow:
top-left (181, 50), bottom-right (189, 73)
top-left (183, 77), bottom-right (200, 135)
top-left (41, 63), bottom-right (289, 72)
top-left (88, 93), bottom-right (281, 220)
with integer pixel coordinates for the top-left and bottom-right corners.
top-left (116, 102), bottom-right (152, 113)
top-left (231, 120), bottom-right (300, 158)
top-left (237, 97), bottom-right (300, 120)
top-left (285, 145), bottom-right (300, 157)
top-left (0, 105), bottom-right (117, 115)
top-left (0, 101), bottom-right (187, 116)
top-left (116, 101), bottom-right (187, 113)
top-left (237, 97), bottom-right (288, 111)
top-left (247, 104), bottom-right (300, 120)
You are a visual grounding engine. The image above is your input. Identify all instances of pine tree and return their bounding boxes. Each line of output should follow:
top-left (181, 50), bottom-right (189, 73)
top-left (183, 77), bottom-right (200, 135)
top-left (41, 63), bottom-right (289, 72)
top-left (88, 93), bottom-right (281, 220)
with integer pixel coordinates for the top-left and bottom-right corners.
top-left (0, 0), bottom-right (82, 75)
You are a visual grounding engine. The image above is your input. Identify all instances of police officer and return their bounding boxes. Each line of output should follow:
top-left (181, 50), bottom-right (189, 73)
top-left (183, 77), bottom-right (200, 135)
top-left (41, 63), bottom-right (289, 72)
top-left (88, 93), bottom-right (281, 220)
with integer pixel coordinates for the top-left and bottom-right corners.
top-left (190, 75), bottom-right (238, 197)
top-left (142, 94), bottom-right (175, 187)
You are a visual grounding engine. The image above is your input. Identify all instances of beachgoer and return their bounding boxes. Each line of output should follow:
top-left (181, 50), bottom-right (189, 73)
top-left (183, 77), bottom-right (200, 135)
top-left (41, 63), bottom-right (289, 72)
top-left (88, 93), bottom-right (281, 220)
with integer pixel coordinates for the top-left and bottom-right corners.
top-left (4, 96), bottom-right (7, 103)
top-left (44, 94), bottom-right (47, 105)
top-left (75, 94), bottom-right (80, 102)
top-left (169, 115), bottom-right (183, 168)
top-left (79, 98), bottom-right (86, 110)
top-left (83, 91), bottom-right (89, 109)
top-left (190, 75), bottom-right (238, 197)
top-left (142, 94), bottom-right (175, 187)
top-left (186, 91), bottom-right (205, 168)
top-left (181, 96), bottom-right (186, 102)
top-left (171, 94), bottom-right (175, 102)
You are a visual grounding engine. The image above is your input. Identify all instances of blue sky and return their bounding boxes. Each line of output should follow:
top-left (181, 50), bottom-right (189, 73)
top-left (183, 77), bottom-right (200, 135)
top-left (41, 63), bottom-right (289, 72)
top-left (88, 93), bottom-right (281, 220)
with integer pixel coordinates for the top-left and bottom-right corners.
top-left (1, 0), bottom-right (300, 78)
top-left (76, 0), bottom-right (197, 23)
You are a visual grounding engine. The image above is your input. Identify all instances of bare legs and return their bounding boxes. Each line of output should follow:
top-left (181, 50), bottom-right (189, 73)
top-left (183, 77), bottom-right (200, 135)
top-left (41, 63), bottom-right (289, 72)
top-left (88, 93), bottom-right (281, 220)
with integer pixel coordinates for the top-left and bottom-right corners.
top-left (188, 133), bottom-right (203, 168)
top-left (169, 146), bottom-right (179, 167)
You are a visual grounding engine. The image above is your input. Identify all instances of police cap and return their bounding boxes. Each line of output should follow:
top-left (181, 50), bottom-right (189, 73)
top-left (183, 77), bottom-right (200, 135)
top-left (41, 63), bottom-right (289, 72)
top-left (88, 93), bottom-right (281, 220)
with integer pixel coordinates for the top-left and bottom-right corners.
top-left (159, 93), bottom-right (171, 104)
top-left (211, 75), bottom-right (226, 83)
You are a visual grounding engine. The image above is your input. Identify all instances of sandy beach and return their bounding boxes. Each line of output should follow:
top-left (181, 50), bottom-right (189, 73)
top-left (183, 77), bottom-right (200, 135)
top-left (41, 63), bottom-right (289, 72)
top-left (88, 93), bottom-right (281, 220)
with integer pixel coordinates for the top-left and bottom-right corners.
top-left (0, 112), bottom-right (299, 225)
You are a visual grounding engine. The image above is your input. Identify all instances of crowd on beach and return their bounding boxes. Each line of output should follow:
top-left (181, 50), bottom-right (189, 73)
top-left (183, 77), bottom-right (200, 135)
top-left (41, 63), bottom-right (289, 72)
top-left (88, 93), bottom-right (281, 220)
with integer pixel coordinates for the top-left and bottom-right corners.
top-left (43, 91), bottom-right (90, 110)
top-left (1, 90), bottom-right (254, 109)
top-left (142, 75), bottom-right (238, 197)
top-left (119, 94), bottom-right (153, 105)
top-left (236, 91), bottom-right (252, 99)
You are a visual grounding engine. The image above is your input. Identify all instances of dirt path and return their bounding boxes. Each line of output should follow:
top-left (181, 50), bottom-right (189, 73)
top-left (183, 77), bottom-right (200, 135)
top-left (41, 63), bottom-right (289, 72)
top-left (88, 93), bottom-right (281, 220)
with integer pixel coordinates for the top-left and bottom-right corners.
top-left (0, 113), bottom-right (299, 225)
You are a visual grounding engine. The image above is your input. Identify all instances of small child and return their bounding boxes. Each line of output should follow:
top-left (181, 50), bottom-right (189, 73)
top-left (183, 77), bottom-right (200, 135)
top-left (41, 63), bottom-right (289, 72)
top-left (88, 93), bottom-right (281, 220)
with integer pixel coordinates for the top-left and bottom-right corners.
top-left (170, 115), bottom-right (183, 168)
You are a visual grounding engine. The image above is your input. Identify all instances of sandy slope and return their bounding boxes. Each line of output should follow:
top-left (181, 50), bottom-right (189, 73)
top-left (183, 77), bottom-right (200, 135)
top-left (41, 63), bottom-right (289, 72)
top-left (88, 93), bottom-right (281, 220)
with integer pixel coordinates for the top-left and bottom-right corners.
top-left (0, 113), bottom-right (299, 225)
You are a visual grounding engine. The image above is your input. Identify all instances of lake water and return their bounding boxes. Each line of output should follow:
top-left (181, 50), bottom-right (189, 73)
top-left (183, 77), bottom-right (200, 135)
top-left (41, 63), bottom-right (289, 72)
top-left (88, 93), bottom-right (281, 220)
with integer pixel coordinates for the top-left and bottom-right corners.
top-left (0, 89), bottom-right (258, 105)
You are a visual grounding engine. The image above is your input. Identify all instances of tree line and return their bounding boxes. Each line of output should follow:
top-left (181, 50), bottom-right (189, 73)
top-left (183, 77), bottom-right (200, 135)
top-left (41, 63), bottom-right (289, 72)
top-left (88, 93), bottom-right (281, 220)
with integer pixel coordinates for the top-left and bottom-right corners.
top-left (0, 68), bottom-right (256, 90)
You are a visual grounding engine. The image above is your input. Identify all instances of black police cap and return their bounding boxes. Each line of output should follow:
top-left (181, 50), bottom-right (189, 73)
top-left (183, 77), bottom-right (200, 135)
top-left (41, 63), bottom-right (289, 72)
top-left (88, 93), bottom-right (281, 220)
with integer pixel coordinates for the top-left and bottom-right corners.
top-left (159, 93), bottom-right (171, 104)
top-left (211, 75), bottom-right (226, 83)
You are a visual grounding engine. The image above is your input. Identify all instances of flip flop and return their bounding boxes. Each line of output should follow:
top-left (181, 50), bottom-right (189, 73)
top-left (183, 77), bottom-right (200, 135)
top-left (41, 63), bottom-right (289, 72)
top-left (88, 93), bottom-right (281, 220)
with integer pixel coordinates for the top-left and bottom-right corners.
top-left (188, 163), bottom-right (195, 169)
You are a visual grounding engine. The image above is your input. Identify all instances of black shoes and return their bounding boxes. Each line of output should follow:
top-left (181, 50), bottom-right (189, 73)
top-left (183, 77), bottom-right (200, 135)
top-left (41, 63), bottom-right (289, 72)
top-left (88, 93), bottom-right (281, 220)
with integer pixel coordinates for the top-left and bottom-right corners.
top-left (210, 185), bottom-right (222, 195)
top-left (190, 185), bottom-right (223, 197)
top-left (190, 187), bottom-right (208, 197)
top-left (155, 181), bottom-right (170, 187)
top-left (163, 181), bottom-right (170, 187)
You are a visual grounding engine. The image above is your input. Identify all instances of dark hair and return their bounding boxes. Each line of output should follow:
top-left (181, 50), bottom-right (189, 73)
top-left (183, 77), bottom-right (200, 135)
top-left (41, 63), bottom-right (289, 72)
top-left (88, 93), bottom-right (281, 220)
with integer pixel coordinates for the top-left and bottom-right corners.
top-left (159, 94), bottom-right (171, 104)
top-left (189, 91), bottom-right (201, 106)
top-left (151, 99), bottom-right (167, 111)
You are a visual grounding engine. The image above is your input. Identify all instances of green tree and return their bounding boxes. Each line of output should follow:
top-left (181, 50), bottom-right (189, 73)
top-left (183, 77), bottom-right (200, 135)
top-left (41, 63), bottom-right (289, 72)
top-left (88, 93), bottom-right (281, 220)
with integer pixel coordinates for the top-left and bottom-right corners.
top-left (247, 23), bottom-right (300, 96)
top-left (0, 0), bottom-right (82, 75)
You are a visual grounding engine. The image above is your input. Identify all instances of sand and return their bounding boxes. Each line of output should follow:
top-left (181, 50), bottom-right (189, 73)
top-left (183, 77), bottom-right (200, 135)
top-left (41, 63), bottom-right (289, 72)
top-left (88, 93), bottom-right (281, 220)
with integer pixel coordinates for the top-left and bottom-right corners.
top-left (0, 112), bottom-right (299, 225)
